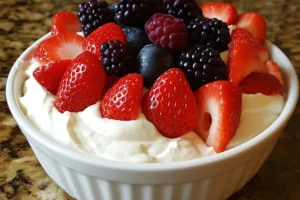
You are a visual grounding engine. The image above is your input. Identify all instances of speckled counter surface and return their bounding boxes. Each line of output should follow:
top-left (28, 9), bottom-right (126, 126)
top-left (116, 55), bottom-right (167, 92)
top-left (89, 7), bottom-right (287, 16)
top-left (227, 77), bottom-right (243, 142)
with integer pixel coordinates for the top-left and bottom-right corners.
top-left (0, 0), bottom-right (299, 199)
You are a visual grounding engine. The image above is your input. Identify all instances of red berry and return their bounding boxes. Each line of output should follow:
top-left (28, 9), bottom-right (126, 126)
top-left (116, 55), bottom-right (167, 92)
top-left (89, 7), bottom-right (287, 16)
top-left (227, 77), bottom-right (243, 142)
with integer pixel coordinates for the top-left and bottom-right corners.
top-left (55, 51), bottom-right (106, 113)
top-left (101, 74), bottom-right (143, 121)
top-left (82, 22), bottom-right (126, 58)
top-left (142, 68), bottom-right (197, 138)
top-left (239, 72), bottom-right (284, 95)
top-left (264, 60), bottom-right (285, 87)
top-left (33, 32), bottom-right (84, 62)
top-left (201, 3), bottom-right (238, 25)
top-left (33, 60), bottom-right (72, 95)
top-left (194, 81), bottom-right (242, 153)
top-left (228, 28), bottom-right (268, 85)
top-left (145, 13), bottom-right (188, 50)
top-left (50, 12), bottom-right (81, 36)
top-left (235, 12), bottom-right (267, 44)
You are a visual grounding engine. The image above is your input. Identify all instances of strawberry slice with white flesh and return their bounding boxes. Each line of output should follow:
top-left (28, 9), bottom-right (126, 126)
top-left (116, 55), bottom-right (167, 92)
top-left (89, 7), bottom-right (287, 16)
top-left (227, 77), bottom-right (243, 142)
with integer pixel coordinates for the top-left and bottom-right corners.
top-left (33, 32), bottom-right (84, 62)
top-left (194, 81), bottom-right (242, 153)
top-left (235, 12), bottom-right (267, 44)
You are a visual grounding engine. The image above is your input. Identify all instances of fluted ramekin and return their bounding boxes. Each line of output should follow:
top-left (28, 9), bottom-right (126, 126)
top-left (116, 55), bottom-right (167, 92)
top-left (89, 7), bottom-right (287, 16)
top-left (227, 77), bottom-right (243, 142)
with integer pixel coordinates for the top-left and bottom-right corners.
top-left (6, 33), bottom-right (299, 200)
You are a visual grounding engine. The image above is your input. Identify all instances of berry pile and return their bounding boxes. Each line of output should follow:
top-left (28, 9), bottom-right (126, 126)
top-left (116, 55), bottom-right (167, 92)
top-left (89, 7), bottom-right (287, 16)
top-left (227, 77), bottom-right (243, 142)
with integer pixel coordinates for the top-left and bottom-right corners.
top-left (32, 1), bottom-right (285, 153)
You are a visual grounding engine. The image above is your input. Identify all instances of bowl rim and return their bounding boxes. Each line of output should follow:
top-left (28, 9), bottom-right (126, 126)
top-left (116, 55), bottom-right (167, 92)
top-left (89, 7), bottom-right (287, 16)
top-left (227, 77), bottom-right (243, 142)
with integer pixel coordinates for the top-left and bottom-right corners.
top-left (6, 32), bottom-right (299, 172)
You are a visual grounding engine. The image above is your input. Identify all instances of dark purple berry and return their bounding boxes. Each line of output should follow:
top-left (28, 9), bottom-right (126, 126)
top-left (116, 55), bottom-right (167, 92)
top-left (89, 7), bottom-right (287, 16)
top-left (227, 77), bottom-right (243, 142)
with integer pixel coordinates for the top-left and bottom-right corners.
top-left (115, 0), bottom-right (164, 28)
top-left (164, 0), bottom-right (202, 23)
top-left (100, 41), bottom-right (135, 77)
top-left (137, 44), bottom-right (173, 88)
top-left (145, 13), bottom-right (188, 50)
top-left (187, 17), bottom-right (231, 52)
top-left (78, 0), bottom-right (114, 37)
top-left (179, 45), bottom-right (228, 90)
top-left (123, 27), bottom-right (150, 56)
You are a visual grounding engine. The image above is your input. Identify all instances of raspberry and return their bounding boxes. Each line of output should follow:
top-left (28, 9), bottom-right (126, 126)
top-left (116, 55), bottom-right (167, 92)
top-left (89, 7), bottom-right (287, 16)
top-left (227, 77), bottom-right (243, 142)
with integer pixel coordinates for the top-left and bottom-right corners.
top-left (179, 45), bottom-right (228, 90)
top-left (145, 13), bottom-right (188, 50)
top-left (115, 0), bottom-right (164, 28)
top-left (164, 0), bottom-right (202, 23)
top-left (100, 40), bottom-right (135, 77)
top-left (78, 0), bottom-right (114, 37)
top-left (187, 17), bottom-right (231, 52)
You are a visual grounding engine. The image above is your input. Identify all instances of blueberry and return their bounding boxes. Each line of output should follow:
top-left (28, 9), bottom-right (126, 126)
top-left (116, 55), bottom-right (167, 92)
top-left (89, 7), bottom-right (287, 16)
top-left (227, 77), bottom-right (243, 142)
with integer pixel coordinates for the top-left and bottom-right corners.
top-left (137, 44), bottom-right (173, 88)
top-left (123, 27), bottom-right (150, 56)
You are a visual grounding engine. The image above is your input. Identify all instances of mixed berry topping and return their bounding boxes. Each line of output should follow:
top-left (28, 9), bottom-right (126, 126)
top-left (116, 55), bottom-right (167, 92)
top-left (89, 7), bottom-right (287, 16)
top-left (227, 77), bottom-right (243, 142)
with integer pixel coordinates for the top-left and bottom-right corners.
top-left (31, 1), bottom-right (285, 152)
top-left (100, 40), bottom-right (135, 77)
top-left (187, 17), bottom-right (231, 52)
top-left (179, 45), bottom-right (227, 90)
top-left (145, 13), bottom-right (188, 50)
top-left (164, 0), bottom-right (203, 23)
top-left (78, 0), bottom-right (114, 37)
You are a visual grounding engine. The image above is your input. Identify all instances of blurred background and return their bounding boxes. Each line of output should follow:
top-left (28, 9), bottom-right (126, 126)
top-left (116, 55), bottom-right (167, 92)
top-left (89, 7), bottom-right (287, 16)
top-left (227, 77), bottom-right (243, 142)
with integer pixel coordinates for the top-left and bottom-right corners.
top-left (0, 0), bottom-right (299, 199)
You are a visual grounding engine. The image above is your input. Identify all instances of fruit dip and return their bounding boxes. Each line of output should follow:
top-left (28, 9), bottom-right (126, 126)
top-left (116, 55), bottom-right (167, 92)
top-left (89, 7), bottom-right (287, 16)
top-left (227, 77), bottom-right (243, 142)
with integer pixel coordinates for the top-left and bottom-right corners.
top-left (17, 1), bottom-right (286, 163)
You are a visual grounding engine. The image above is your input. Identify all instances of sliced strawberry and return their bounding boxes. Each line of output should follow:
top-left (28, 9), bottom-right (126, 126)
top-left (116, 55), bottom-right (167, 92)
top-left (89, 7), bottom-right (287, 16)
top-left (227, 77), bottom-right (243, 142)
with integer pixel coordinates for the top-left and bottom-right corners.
top-left (142, 68), bottom-right (197, 138)
top-left (55, 51), bottom-right (106, 113)
top-left (239, 72), bottom-right (284, 95)
top-left (194, 81), bottom-right (242, 153)
top-left (82, 22), bottom-right (126, 58)
top-left (201, 3), bottom-right (238, 25)
top-left (51, 12), bottom-right (81, 36)
top-left (235, 12), bottom-right (267, 44)
top-left (33, 33), bottom-right (84, 62)
top-left (228, 28), bottom-right (268, 85)
top-left (264, 60), bottom-right (285, 86)
top-left (101, 74), bottom-right (143, 121)
top-left (33, 60), bottom-right (72, 95)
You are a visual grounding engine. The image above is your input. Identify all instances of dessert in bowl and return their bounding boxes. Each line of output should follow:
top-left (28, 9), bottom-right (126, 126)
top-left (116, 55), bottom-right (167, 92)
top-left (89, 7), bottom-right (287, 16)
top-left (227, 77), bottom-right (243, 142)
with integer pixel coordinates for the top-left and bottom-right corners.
top-left (6, 0), bottom-right (299, 199)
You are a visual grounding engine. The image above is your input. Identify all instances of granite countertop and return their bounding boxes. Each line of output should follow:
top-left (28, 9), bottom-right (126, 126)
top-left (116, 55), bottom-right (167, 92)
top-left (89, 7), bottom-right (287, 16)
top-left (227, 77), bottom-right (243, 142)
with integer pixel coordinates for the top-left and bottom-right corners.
top-left (0, 0), bottom-right (299, 199)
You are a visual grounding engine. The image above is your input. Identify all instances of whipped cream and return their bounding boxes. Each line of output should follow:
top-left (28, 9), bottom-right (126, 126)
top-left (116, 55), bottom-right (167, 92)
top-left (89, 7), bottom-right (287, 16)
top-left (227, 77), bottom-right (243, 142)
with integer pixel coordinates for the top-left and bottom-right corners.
top-left (18, 62), bottom-right (285, 163)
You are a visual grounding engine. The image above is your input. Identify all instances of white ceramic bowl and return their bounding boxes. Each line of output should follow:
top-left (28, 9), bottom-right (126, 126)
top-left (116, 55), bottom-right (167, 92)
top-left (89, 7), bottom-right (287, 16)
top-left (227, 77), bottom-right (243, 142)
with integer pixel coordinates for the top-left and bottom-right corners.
top-left (6, 33), bottom-right (299, 200)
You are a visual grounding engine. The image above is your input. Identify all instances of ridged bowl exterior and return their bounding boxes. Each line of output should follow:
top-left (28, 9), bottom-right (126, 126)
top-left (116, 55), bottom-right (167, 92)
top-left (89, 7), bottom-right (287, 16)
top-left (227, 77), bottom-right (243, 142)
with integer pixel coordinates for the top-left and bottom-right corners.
top-left (27, 135), bottom-right (277, 200)
top-left (6, 33), bottom-right (299, 200)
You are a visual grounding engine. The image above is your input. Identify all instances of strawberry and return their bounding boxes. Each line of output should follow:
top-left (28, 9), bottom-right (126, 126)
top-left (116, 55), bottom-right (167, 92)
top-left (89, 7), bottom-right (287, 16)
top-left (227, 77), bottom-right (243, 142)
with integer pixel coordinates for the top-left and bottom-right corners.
top-left (50, 12), bottom-right (81, 36)
top-left (235, 12), bottom-right (267, 44)
top-left (101, 74), bottom-right (143, 121)
top-left (142, 68), bottom-right (197, 138)
top-left (228, 28), bottom-right (268, 85)
top-left (194, 81), bottom-right (242, 153)
top-left (33, 60), bottom-right (72, 95)
top-left (201, 3), bottom-right (238, 25)
top-left (33, 32), bottom-right (84, 62)
top-left (55, 51), bottom-right (106, 113)
top-left (239, 72), bottom-right (284, 95)
top-left (82, 22), bottom-right (126, 58)
top-left (264, 60), bottom-right (285, 86)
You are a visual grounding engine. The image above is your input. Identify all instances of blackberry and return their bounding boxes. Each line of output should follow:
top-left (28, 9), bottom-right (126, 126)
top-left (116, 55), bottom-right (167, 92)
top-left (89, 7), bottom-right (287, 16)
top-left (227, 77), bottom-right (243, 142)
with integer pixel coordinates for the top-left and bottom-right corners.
top-left (187, 17), bottom-right (231, 52)
top-left (179, 45), bottom-right (227, 90)
top-left (100, 40), bottom-right (135, 77)
top-left (115, 0), bottom-right (164, 28)
top-left (78, 0), bottom-right (114, 37)
top-left (164, 0), bottom-right (202, 23)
